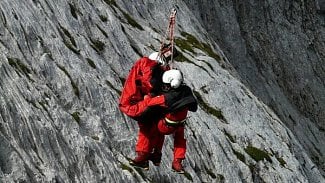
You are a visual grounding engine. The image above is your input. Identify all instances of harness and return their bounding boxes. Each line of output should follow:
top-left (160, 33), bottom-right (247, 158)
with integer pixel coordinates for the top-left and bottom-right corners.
top-left (164, 117), bottom-right (186, 127)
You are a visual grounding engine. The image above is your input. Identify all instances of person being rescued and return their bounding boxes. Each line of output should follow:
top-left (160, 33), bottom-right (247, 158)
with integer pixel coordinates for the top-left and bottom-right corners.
top-left (155, 69), bottom-right (198, 174)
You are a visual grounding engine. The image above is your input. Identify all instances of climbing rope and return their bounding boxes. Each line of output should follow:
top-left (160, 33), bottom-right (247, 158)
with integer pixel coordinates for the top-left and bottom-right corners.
top-left (168, 8), bottom-right (176, 66)
top-left (160, 8), bottom-right (177, 68)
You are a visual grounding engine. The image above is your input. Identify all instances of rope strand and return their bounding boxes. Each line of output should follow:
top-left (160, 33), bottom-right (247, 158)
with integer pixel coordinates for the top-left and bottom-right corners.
top-left (159, 8), bottom-right (177, 68)
top-left (169, 8), bottom-right (176, 68)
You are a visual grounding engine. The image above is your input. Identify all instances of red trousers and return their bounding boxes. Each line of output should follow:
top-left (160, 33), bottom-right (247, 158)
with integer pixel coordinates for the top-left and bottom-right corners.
top-left (135, 122), bottom-right (164, 153)
top-left (135, 109), bottom-right (188, 160)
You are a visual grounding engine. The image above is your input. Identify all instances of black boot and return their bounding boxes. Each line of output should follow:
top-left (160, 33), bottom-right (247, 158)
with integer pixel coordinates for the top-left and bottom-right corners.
top-left (149, 151), bottom-right (162, 166)
top-left (129, 152), bottom-right (150, 170)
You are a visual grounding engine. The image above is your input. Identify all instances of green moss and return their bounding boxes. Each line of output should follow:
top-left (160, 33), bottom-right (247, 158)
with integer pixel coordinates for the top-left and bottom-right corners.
top-left (232, 149), bottom-right (246, 163)
top-left (174, 51), bottom-right (188, 62)
top-left (71, 112), bottom-right (81, 123)
top-left (183, 171), bottom-right (193, 181)
top-left (175, 32), bottom-right (221, 61)
top-left (217, 174), bottom-right (225, 182)
top-left (175, 38), bottom-right (195, 53)
top-left (248, 163), bottom-right (255, 173)
top-left (180, 32), bottom-right (198, 45)
top-left (99, 14), bottom-right (108, 22)
top-left (103, 0), bottom-right (117, 7)
top-left (71, 81), bottom-right (80, 99)
top-left (200, 42), bottom-right (221, 61)
top-left (90, 39), bottom-right (105, 52)
top-left (120, 163), bottom-right (133, 173)
top-left (193, 90), bottom-right (227, 123)
top-left (91, 136), bottom-right (99, 141)
top-left (206, 168), bottom-right (217, 179)
top-left (174, 39), bottom-right (215, 74)
top-left (244, 146), bottom-right (272, 163)
top-left (60, 26), bottom-right (76, 46)
top-left (134, 167), bottom-right (146, 180)
top-left (64, 40), bottom-right (80, 54)
top-left (86, 58), bottom-right (96, 69)
top-left (8, 57), bottom-right (31, 75)
top-left (121, 11), bottom-right (143, 30)
top-left (277, 157), bottom-right (286, 167)
top-left (59, 25), bottom-right (80, 54)
top-left (38, 101), bottom-right (48, 111)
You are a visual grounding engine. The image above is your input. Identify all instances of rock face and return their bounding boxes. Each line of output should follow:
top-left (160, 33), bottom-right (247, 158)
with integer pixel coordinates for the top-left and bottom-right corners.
top-left (0, 0), bottom-right (324, 183)
top-left (188, 0), bottom-right (325, 126)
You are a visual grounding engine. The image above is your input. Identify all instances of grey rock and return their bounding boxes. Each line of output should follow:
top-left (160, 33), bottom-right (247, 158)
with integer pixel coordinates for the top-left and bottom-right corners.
top-left (0, 0), bottom-right (324, 183)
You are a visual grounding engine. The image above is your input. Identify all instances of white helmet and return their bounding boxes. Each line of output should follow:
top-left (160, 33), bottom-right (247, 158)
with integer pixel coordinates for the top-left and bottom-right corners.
top-left (149, 52), bottom-right (166, 66)
top-left (162, 69), bottom-right (183, 88)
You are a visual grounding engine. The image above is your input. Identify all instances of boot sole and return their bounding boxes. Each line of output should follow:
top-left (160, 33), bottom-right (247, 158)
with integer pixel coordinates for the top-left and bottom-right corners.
top-left (129, 161), bottom-right (149, 170)
top-left (172, 168), bottom-right (185, 174)
top-left (149, 161), bottom-right (160, 166)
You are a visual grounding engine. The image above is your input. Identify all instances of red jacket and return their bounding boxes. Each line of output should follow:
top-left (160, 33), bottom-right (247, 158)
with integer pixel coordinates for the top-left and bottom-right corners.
top-left (119, 57), bottom-right (166, 119)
